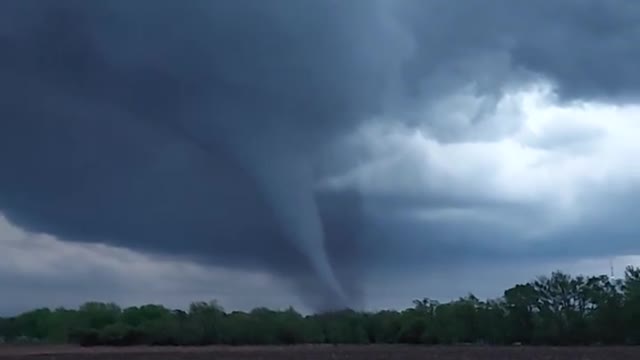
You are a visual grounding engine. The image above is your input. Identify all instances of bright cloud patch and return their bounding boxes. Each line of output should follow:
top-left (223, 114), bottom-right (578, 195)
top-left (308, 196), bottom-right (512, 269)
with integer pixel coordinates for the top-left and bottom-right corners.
top-left (325, 81), bottom-right (640, 240)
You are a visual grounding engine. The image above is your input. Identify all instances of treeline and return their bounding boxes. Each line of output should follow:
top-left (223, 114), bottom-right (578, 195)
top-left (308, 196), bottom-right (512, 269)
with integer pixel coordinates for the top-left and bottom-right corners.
top-left (3, 266), bottom-right (640, 346)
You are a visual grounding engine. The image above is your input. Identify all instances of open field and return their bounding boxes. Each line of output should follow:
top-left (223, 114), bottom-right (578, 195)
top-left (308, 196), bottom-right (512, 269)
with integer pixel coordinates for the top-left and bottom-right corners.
top-left (0, 345), bottom-right (638, 360)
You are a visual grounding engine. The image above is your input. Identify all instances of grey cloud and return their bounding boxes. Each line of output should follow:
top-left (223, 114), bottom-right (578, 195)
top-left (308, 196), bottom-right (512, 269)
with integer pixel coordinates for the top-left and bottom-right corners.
top-left (354, 200), bottom-right (640, 282)
top-left (1, 211), bottom-right (621, 316)
top-left (2, 0), bottom-right (640, 310)
top-left (0, 217), bottom-right (299, 315)
top-left (0, 225), bottom-right (397, 316)
top-left (0, 0), bottom-right (396, 310)
top-left (525, 188), bottom-right (640, 261)
top-left (390, 0), bottom-right (640, 141)
top-left (519, 123), bottom-right (606, 153)
top-left (397, 0), bottom-right (640, 102)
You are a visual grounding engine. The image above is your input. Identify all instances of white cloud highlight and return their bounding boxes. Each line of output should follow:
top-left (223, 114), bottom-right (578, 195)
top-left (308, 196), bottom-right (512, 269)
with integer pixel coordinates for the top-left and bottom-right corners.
top-left (326, 80), bottom-right (640, 238)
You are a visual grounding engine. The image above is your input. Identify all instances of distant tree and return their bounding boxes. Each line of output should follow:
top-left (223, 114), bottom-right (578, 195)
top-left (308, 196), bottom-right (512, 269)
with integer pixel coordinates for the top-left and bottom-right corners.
top-left (11, 308), bottom-right (52, 340)
top-left (623, 266), bottom-right (640, 343)
top-left (77, 302), bottom-right (121, 330)
top-left (2, 268), bottom-right (640, 346)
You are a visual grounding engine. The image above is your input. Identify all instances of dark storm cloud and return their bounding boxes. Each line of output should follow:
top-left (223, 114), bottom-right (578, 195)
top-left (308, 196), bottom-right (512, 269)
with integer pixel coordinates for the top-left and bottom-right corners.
top-left (0, 0), bottom-right (402, 308)
top-left (356, 198), bottom-right (640, 280)
top-left (2, 0), bottom-right (640, 309)
top-left (396, 0), bottom-right (640, 100)
top-left (522, 187), bottom-right (640, 262)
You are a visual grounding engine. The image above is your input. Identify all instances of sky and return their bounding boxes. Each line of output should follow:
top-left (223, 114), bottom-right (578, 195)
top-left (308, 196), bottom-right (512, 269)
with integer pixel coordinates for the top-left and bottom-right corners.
top-left (2, 0), bottom-right (640, 314)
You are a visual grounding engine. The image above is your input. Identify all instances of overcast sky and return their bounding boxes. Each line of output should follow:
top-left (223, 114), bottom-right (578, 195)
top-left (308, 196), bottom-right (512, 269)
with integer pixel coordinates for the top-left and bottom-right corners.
top-left (2, 0), bottom-right (640, 314)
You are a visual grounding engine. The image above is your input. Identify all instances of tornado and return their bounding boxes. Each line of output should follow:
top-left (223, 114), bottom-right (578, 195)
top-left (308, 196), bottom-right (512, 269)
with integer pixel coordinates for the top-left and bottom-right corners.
top-left (253, 154), bottom-right (348, 305)
top-left (172, 117), bottom-right (350, 305)
top-left (225, 135), bottom-right (350, 306)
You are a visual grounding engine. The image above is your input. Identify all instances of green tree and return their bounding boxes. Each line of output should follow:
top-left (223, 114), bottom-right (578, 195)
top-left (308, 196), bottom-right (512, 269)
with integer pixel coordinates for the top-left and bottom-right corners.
top-left (2, 268), bottom-right (640, 346)
top-left (77, 302), bottom-right (121, 330)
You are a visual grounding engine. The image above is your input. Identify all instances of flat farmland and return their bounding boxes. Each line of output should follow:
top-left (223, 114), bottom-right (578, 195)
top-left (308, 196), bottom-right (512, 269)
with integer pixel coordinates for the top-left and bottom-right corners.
top-left (0, 345), bottom-right (638, 360)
